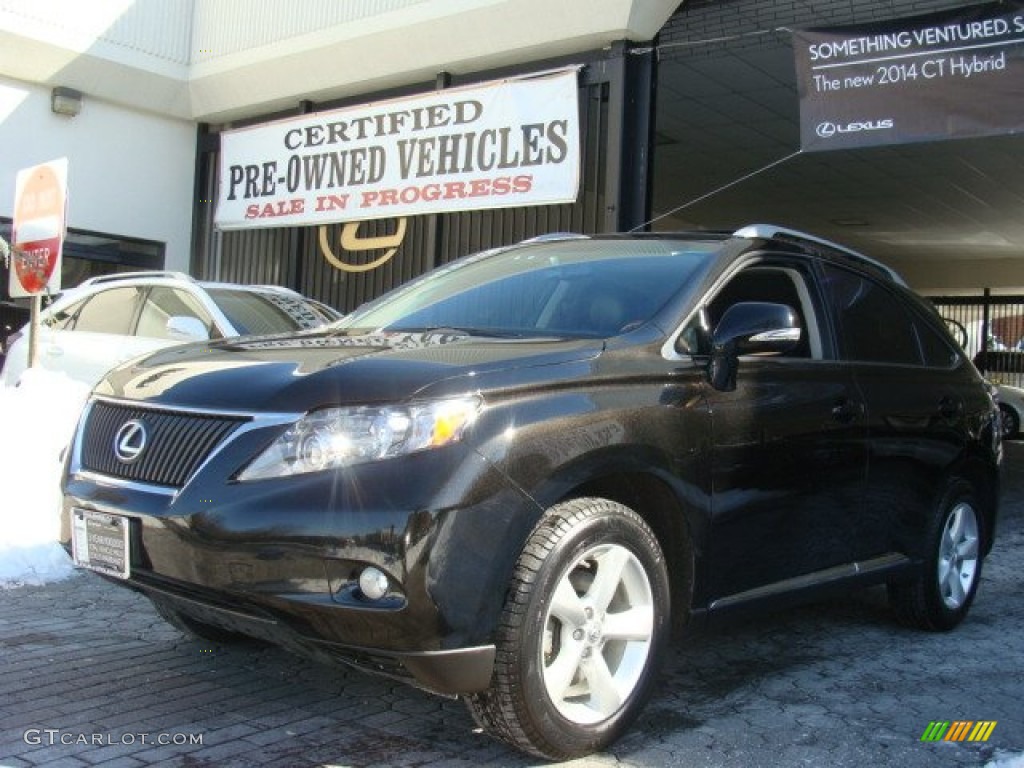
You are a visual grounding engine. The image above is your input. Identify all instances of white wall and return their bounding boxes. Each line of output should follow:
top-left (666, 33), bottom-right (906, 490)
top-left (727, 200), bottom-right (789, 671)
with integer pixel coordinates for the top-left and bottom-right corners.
top-left (189, 0), bottom-right (679, 122)
top-left (0, 0), bottom-right (674, 278)
top-left (2, 0), bottom-right (679, 123)
top-left (0, 76), bottom-right (196, 271)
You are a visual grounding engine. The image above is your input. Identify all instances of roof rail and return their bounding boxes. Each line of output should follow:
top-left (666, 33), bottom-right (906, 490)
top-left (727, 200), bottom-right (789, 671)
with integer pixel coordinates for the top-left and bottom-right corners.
top-left (733, 224), bottom-right (906, 286)
top-left (521, 232), bottom-right (590, 243)
top-left (79, 270), bottom-right (196, 287)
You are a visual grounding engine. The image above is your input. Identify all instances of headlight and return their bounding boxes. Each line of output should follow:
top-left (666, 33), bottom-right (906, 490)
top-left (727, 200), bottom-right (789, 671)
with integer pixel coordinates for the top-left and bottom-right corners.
top-left (237, 396), bottom-right (481, 480)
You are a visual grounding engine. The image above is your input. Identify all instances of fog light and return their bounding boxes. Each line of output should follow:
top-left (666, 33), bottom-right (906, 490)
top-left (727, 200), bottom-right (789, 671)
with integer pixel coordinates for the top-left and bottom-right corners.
top-left (358, 567), bottom-right (389, 600)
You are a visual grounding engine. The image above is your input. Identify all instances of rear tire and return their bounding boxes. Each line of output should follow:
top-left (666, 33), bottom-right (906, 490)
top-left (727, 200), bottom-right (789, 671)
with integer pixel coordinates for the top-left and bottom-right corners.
top-left (465, 497), bottom-right (671, 760)
top-left (889, 479), bottom-right (983, 631)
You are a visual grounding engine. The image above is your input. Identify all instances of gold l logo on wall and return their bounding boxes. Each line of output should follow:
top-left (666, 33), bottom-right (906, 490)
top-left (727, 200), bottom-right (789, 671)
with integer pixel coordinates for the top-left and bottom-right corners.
top-left (318, 218), bottom-right (408, 273)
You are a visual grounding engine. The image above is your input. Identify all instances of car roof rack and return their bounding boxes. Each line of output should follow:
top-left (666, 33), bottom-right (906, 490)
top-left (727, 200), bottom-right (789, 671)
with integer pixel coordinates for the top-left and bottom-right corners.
top-left (521, 232), bottom-right (591, 243)
top-left (78, 270), bottom-right (197, 287)
top-left (734, 224), bottom-right (906, 286)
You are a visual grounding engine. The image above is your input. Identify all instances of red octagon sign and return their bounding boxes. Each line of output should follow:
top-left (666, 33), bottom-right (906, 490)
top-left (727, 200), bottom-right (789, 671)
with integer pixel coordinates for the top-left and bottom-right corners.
top-left (11, 158), bottom-right (67, 297)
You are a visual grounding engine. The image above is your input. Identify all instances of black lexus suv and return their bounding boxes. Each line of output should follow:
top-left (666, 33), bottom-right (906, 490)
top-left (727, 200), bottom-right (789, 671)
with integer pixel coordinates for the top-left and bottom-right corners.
top-left (61, 225), bottom-right (1001, 759)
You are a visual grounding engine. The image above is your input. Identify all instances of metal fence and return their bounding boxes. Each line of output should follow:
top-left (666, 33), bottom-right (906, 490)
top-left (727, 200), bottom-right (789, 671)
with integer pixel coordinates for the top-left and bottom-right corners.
top-left (929, 292), bottom-right (1024, 387)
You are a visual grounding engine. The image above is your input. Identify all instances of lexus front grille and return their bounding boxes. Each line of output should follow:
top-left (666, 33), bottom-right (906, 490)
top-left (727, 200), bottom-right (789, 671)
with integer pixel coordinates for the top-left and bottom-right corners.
top-left (79, 401), bottom-right (248, 488)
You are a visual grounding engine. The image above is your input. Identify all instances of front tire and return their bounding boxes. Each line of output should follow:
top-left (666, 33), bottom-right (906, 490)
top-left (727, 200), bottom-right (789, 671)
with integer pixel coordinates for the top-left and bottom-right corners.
top-left (889, 479), bottom-right (983, 631)
top-left (465, 498), bottom-right (671, 760)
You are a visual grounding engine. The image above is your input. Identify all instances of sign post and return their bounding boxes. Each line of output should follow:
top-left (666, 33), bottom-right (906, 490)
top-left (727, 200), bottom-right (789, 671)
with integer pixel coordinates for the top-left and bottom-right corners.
top-left (10, 158), bottom-right (68, 370)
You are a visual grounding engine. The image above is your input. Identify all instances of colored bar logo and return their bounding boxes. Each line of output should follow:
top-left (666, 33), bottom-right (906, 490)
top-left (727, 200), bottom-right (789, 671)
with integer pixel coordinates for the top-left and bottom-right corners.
top-left (921, 721), bottom-right (997, 742)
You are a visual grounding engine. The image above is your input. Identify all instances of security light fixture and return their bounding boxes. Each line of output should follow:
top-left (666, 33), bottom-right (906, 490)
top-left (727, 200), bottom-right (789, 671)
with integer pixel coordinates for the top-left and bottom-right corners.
top-left (51, 87), bottom-right (82, 117)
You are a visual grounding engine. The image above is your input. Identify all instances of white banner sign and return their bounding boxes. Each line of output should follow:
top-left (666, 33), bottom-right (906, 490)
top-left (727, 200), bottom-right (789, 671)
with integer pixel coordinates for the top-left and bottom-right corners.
top-left (215, 70), bottom-right (581, 230)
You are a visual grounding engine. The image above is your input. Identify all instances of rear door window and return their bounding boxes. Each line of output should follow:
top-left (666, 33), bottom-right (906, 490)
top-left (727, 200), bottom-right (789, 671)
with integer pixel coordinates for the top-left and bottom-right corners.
top-left (822, 265), bottom-right (956, 367)
top-left (69, 287), bottom-right (144, 335)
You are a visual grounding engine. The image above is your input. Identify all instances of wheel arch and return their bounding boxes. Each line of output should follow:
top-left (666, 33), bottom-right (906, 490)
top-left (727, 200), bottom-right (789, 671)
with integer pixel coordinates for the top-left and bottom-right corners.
top-left (559, 470), bottom-right (697, 635)
top-left (999, 399), bottom-right (1021, 437)
top-left (429, 445), bottom-right (704, 651)
top-left (950, 452), bottom-right (1000, 557)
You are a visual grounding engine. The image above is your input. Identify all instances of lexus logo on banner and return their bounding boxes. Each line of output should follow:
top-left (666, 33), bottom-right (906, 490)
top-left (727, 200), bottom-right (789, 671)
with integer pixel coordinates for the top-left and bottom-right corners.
top-left (792, 1), bottom-right (1024, 151)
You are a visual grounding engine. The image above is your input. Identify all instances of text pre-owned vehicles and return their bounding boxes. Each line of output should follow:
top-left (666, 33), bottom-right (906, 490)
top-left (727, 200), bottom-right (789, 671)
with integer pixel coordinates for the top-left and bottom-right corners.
top-left (61, 226), bottom-right (1001, 759)
top-left (0, 271), bottom-right (341, 388)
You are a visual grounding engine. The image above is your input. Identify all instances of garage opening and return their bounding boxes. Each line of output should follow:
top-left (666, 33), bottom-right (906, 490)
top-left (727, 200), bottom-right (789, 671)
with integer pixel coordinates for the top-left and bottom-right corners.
top-left (651, 0), bottom-right (1024, 300)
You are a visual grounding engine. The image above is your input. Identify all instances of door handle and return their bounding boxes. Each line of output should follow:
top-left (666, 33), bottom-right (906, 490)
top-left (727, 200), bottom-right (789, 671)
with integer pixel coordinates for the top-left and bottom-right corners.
top-left (832, 398), bottom-right (861, 424)
top-left (938, 395), bottom-right (962, 419)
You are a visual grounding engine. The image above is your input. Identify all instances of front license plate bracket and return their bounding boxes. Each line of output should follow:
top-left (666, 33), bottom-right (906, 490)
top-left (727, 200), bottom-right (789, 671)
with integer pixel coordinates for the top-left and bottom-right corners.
top-left (71, 509), bottom-right (130, 579)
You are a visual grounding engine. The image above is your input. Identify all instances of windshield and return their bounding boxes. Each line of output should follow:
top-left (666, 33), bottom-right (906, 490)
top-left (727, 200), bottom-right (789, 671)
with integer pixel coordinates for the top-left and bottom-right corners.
top-left (341, 239), bottom-right (717, 338)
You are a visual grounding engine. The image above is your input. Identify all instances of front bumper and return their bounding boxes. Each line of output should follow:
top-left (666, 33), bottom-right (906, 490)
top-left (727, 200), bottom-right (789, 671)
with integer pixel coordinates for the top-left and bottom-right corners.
top-left (119, 569), bottom-right (496, 694)
top-left (61, 424), bottom-right (540, 695)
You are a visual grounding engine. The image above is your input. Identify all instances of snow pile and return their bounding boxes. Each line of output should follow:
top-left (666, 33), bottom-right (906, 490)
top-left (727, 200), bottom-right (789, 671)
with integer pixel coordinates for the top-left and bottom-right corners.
top-left (0, 368), bottom-right (90, 588)
top-left (988, 754), bottom-right (1024, 768)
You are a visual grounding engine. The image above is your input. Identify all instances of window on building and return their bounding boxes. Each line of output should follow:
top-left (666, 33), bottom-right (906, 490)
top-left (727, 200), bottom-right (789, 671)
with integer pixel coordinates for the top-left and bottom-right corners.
top-left (1, 218), bottom-right (165, 300)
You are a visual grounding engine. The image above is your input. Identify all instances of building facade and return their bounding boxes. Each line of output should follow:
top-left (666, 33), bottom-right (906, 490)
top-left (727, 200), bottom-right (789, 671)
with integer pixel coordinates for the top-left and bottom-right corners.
top-left (2, 0), bottom-right (1022, 313)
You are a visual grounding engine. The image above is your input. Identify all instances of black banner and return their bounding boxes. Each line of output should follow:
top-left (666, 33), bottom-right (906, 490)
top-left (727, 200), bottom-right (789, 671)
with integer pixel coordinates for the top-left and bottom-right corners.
top-left (793, 2), bottom-right (1024, 151)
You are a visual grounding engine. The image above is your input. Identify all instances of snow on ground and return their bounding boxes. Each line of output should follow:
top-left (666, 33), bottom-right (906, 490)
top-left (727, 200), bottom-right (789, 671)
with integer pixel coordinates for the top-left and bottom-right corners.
top-left (0, 368), bottom-right (90, 588)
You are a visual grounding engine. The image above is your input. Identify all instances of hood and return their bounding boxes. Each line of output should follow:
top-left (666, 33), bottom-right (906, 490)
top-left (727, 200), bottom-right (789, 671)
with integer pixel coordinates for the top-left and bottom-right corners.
top-left (95, 329), bottom-right (603, 412)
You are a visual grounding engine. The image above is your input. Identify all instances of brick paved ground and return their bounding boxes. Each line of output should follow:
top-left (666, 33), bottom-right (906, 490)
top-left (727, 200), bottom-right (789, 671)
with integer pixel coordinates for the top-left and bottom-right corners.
top-left (2, 446), bottom-right (1023, 768)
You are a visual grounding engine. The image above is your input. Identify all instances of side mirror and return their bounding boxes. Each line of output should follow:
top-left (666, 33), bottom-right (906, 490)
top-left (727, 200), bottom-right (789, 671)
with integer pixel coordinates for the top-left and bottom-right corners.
top-left (708, 302), bottom-right (801, 391)
top-left (165, 316), bottom-right (210, 342)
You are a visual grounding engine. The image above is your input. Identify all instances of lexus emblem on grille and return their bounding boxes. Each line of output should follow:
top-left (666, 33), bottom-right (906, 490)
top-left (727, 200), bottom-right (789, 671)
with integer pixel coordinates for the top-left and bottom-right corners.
top-left (113, 420), bottom-right (148, 463)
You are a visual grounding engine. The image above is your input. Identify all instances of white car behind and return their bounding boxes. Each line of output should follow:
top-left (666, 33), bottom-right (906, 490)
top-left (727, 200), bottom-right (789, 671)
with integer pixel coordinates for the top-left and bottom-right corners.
top-left (995, 382), bottom-right (1024, 439)
top-left (1, 271), bottom-right (340, 389)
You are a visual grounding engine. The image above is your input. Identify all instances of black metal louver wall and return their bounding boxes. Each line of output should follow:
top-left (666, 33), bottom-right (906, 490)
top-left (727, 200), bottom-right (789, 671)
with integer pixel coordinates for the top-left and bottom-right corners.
top-left (191, 44), bottom-right (653, 313)
top-left (298, 216), bottom-right (437, 315)
top-left (220, 226), bottom-right (298, 287)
